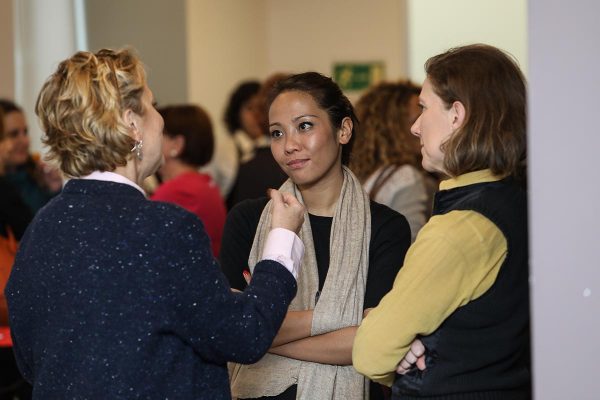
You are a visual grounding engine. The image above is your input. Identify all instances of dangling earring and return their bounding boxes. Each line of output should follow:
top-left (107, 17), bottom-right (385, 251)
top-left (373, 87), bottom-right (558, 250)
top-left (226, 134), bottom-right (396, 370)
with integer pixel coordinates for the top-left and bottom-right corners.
top-left (131, 140), bottom-right (143, 160)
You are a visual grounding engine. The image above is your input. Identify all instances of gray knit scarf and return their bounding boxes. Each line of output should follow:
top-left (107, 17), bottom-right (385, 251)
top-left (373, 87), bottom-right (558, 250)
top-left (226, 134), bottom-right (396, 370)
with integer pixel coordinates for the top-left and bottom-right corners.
top-left (230, 166), bottom-right (371, 400)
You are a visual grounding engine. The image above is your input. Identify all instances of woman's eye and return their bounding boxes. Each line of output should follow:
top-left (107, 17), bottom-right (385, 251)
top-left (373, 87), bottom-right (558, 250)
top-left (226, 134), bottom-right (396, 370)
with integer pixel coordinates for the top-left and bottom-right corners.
top-left (299, 121), bottom-right (312, 131)
top-left (270, 129), bottom-right (283, 139)
top-left (7, 129), bottom-right (20, 139)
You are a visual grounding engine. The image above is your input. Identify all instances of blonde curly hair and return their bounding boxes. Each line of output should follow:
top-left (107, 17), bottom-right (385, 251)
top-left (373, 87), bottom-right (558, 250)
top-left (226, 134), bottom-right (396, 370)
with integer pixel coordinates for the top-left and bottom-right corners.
top-left (36, 48), bottom-right (147, 177)
top-left (350, 81), bottom-right (422, 181)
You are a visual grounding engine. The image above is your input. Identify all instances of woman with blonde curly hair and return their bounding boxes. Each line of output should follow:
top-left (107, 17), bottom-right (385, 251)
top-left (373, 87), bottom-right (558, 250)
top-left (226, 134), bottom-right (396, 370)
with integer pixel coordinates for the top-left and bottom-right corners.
top-left (5, 48), bottom-right (307, 399)
top-left (351, 81), bottom-right (437, 242)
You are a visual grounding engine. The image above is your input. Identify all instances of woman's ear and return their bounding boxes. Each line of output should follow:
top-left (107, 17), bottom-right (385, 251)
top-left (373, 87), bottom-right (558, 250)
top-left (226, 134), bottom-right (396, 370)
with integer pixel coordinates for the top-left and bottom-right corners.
top-left (338, 117), bottom-right (353, 145)
top-left (123, 109), bottom-right (140, 139)
top-left (171, 135), bottom-right (186, 157)
top-left (450, 101), bottom-right (466, 130)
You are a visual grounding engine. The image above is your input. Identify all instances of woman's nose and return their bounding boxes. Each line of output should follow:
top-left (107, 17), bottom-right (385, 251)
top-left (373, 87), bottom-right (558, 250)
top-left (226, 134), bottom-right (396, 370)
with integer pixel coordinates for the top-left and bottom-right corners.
top-left (284, 133), bottom-right (301, 154)
top-left (410, 116), bottom-right (421, 138)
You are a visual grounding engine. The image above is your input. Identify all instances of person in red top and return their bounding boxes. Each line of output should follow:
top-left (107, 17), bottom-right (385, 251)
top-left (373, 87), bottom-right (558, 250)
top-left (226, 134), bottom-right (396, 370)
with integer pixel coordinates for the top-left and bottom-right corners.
top-left (151, 105), bottom-right (226, 256)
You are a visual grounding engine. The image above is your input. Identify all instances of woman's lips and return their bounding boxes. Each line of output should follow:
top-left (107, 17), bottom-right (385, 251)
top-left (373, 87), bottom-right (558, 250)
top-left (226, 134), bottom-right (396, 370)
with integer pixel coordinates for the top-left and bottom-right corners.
top-left (286, 159), bottom-right (309, 169)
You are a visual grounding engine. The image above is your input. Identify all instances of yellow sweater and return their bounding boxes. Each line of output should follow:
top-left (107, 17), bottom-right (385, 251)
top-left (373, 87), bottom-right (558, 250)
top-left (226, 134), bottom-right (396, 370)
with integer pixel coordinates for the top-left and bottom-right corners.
top-left (352, 170), bottom-right (508, 386)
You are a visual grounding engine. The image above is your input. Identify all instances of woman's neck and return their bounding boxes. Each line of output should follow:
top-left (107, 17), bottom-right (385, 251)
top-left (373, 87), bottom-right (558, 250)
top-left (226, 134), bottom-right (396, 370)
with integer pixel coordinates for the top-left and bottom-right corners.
top-left (160, 160), bottom-right (198, 182)
top-left (113, 162), bottom-right (143, 186)
top-left (299, 167), bottom-right (344, 217)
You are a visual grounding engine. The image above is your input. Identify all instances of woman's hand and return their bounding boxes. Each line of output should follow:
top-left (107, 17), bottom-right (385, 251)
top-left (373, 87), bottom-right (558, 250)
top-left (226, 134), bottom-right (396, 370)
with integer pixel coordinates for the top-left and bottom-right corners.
top-left (269, 189), bottom-right (305, 234)
top-left (396, 338), bottom-right (426, 374)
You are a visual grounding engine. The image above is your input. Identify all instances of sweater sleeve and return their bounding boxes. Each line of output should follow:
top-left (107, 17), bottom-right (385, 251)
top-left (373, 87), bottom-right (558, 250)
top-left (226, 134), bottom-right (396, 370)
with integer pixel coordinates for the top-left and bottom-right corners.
top-left (353, 210), bottom-right (507, 386)
top-left (165, 211), bottom-right (296, 365)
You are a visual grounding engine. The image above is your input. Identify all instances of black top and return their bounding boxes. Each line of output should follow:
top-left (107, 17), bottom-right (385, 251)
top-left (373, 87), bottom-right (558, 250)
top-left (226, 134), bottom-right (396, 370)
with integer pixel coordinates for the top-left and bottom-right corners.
top-left (6, 179), bottom-right (297, 400)
top-left (393, 179), bottom-right (530, 400)
top-left (226, 147), bottom-right (288, 210)
top-left (220, 196), bottom-right (412, 400)
top-left (0, 177), bottom-right (32, 240)
top-left (221, 197), bottom-right (411, 308)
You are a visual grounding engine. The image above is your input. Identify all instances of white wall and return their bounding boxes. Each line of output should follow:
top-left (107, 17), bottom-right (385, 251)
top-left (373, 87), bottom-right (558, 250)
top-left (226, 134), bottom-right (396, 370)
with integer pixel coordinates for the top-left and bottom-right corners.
top-left (86, 0), bottom-right (188, 106)
top-left (13, 0), bottom-right (78, 155)
top-left (0, 0), bottom-right (15, 99)
top-left (266, 0), bottom-right (408, 82)
top-left (186, 0), bottom-right (267, 137)
top-left (529, 0), bottom-right (600, 398)
top-left (408, 0), bottom-right (527, 83)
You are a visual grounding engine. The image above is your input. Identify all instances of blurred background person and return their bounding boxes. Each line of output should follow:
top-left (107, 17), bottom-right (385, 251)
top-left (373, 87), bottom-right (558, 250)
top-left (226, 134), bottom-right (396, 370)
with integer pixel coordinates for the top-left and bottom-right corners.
top-left (6, 48), bottom-right (305, 400)
top-left (351, 81), bottom-right (438, 242)
top-left (0, 105), bottom-right (33, 400)
top-left (226, 73), bottom-right (289, 210)
top-left (0, 99), bottom-right (62, 215)
top-left (151, 104), bottom-right (227, 257)
top-left (223, 80), bottom-right (265, 164)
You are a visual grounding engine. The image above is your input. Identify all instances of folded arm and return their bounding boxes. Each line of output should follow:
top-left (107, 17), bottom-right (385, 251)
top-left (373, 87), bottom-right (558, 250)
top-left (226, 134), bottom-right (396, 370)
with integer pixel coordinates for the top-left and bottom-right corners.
top-left (352, 211), bottom-right (507, 386)
top-left (270, 325), bottom-right (357, 365)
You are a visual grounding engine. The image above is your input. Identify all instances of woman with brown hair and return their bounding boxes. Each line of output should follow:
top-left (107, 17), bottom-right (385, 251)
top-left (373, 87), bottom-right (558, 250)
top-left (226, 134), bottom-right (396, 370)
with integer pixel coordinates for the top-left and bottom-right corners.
top-left (351, 81), bottom-right (438, 241)
top-left (151, 104), bottom-right (227, 256)
top-left (354, 44), bottom-right (530, 399)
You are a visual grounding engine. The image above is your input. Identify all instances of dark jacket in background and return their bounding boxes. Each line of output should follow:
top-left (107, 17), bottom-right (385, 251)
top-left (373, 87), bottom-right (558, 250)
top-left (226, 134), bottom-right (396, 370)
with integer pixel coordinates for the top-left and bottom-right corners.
top-left (227, 146), bottom-right (287, 210)
top-left (0, 177), bottom-right (32, 240)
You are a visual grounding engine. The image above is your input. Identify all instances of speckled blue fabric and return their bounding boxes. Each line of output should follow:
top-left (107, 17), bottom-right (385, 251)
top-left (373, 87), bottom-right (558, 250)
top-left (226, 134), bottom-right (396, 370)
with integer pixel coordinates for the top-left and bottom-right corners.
top-left (5, 179), bottom-right (297, 399)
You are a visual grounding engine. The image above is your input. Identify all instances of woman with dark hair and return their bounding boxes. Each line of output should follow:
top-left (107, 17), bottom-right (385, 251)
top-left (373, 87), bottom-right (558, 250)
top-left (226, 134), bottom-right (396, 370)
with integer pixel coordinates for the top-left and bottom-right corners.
top-left (0, 99), bottom-right (62, 215)
top-left (151, 104), bottom-right (227, 256)
top-left (223, 80), bottom-right (264, 163)
top-left (0, 105), bottom-right (33, 400)
top-left (354, 44), bottom-right (530, 399)
top-left (221, 72), bottom-right (411, 400)
top-left (351, 81), bottom-right (438, 242)
top-left (5, 48), bottom-right (306, 399)
top-left (226, 75), bottom-right (289, 209)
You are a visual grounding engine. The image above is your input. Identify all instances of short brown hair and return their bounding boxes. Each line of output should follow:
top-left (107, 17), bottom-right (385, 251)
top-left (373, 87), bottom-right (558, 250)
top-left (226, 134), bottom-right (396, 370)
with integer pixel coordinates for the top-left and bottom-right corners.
top-left (159, 105), bottom-right (214, 167)
top-left (426, 44), bottom-right (527, 178)
top-left (36, 48), bottom-right (147, 177)
top-left (351, 81), bottom-right (422, 181)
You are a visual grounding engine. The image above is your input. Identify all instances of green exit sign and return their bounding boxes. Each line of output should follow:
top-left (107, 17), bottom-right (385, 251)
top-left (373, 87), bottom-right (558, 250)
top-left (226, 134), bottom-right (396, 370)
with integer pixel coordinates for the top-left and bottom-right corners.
top-left (333, 62), bottom-right (385, 91)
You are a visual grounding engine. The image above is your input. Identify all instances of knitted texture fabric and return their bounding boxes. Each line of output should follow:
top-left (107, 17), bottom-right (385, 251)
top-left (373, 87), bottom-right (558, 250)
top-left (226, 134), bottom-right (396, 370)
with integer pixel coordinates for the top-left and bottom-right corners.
top-left (6, 179), bottom-right (297, 400)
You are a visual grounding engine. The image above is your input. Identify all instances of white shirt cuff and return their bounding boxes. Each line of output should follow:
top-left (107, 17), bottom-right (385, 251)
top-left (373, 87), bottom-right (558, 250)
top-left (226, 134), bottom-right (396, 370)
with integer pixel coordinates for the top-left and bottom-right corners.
top-left (261, 228), bottom-right (304, 279)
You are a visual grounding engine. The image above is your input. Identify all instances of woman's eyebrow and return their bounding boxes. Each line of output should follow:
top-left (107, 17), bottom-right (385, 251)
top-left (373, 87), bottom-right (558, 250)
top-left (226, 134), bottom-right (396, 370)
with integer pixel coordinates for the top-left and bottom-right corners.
top-left (292, 114), bottom-right (318, 122)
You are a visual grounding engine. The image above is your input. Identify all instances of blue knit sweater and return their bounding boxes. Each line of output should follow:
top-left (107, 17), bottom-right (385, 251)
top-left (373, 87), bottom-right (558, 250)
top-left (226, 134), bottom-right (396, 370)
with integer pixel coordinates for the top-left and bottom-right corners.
top-left (5, 179), bottom-right (297, 399)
